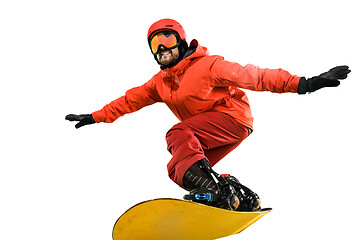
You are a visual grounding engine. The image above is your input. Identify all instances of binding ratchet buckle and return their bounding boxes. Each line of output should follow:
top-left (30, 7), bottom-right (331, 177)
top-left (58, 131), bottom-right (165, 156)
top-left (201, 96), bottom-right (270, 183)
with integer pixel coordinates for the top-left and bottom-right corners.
top-left (195, 193), bottom-right (214, 202)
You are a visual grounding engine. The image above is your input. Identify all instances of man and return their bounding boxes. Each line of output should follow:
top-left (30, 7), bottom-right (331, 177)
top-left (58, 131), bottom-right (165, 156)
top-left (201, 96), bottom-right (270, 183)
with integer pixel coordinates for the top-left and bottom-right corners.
top-left (66, 19), bottom-right (350, 211)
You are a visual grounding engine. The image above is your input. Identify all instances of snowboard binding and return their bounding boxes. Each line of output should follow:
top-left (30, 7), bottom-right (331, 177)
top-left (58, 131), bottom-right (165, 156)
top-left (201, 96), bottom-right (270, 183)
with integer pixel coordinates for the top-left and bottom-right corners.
top-left (222, 175), bottom-right (261, 211)
top-left (184, 185), bottom-right (240, 211)
top-left (183, 159), bottom-right (261, 211)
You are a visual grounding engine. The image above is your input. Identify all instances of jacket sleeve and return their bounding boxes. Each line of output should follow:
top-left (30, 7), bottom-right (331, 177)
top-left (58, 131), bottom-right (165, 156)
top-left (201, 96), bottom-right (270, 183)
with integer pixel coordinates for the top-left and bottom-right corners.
top-left (92, 76), bottom-right (162, 123)
top-left (210, 57), bottom-right (301, 93)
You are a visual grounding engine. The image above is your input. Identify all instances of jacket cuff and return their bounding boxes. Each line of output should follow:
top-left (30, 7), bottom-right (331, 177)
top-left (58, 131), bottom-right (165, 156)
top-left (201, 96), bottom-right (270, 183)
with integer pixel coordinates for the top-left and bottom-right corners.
top-left (92, 110), bottom-right (104, 123)
top-left (297, 77), bottom-right (309, 94)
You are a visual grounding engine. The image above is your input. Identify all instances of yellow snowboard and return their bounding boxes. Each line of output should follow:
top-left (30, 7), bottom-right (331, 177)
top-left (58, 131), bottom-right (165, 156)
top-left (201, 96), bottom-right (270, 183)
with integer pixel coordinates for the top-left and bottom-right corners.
top-left (112, 198), bottom-right (271, 240)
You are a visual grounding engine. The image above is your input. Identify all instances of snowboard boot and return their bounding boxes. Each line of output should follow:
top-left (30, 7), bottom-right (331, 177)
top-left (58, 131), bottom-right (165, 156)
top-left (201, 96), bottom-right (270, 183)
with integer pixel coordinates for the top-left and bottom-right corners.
top-left (183, 159), bottom-right (240, 211)
top-left (221, 174), bottom-right (261, 211)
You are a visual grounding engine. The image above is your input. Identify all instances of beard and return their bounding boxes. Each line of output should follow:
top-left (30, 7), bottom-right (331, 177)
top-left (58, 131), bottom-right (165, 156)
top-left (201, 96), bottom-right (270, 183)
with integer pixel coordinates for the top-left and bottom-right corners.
top-left (157, 49), bottom-right (180, 66)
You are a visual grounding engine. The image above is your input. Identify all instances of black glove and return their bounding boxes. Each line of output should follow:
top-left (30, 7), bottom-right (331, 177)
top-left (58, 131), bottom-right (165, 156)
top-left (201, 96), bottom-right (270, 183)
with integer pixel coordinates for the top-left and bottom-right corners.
top-left (297, 65), bottom-right (351, 94)
top-left (65, 114), bottom-right (96, 129)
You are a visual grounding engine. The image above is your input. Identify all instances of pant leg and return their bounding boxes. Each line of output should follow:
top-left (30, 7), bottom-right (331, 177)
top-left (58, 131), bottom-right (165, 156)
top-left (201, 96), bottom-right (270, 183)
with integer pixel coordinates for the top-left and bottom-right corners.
top-left (165, 111), bottom-right (249, 189)
top-left (204, 142), bottom-right (242, 167)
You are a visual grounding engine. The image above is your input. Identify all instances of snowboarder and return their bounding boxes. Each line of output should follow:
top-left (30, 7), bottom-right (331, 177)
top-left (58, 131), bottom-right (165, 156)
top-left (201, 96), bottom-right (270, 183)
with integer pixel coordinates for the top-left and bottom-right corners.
top-left (66, 19), bottom-right (350, 211)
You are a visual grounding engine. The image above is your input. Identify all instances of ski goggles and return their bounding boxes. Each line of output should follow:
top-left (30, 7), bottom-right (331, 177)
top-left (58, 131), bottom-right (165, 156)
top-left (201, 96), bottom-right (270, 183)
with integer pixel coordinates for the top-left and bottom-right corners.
top-left (149, 31), bottom-right (179, 55)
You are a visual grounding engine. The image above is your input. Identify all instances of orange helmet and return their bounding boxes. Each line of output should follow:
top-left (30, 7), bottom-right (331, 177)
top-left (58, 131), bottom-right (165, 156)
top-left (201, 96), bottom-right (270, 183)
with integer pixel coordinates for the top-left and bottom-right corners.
top-left (147, 19), bottom-right (187, 43)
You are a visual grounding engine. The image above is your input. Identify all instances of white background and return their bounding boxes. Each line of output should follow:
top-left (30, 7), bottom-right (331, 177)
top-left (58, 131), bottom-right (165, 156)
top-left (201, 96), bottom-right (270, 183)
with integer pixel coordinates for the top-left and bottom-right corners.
top-left (1, 0), bottom-right (359, 239)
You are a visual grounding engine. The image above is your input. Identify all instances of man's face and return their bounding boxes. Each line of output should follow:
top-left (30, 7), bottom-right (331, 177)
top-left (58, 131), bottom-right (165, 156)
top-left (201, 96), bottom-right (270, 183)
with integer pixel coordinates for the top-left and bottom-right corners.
top-left (156, 46), bottom-right (180, 66)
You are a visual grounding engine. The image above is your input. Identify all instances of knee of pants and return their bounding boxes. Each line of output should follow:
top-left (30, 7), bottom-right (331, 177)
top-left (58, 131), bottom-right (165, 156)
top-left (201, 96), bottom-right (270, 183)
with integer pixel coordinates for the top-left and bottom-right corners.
top-left (165, 124), bottom-right (196, 154)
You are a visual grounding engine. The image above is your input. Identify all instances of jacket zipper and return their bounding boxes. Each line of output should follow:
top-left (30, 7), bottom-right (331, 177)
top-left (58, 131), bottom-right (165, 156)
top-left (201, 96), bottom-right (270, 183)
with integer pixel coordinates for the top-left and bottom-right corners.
top-left (165, 69), bottom-right (182, 120)
top-left (170, 84), bottom-right (183, 120)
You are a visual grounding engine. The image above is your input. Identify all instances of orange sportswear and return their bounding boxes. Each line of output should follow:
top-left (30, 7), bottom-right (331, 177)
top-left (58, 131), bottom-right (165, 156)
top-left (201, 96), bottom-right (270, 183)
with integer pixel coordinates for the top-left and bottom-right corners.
top-left (92, 40), bottom-right (301, 129)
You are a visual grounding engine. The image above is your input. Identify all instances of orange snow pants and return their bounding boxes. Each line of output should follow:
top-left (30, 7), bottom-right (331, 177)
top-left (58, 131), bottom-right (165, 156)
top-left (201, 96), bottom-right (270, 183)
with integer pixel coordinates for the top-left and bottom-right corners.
top-left (166, 111), bottom-right (250, 189)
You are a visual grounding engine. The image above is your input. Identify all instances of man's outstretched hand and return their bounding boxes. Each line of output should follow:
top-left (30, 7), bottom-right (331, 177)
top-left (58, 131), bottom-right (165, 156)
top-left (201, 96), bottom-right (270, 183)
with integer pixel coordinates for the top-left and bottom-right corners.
top-left (65, 114), bottom-right (96, 129)
top-left (298, 65), bottom-right (351, 94)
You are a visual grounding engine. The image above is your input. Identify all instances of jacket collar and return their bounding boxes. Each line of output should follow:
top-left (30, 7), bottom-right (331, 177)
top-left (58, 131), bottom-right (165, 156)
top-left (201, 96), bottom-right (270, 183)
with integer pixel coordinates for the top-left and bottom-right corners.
top-left (161, 40), bottom-right (208, 75)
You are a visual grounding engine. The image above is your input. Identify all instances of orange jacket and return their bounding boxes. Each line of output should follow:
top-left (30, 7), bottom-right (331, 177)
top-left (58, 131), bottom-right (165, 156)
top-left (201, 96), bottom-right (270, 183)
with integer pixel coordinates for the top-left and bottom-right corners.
top-left (92, 40), bottom-right (301, 129)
